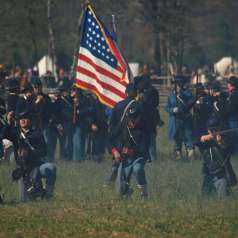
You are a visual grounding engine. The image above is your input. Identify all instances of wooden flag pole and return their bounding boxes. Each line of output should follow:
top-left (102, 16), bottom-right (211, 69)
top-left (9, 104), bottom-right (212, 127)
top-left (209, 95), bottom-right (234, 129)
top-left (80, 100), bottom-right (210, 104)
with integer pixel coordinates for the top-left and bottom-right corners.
top-left (111, 14), bottom-right (133, 83)
top-left (111, 14), bottom-right (117, 42)
top-left (71, 0), bottom-right (90, 79)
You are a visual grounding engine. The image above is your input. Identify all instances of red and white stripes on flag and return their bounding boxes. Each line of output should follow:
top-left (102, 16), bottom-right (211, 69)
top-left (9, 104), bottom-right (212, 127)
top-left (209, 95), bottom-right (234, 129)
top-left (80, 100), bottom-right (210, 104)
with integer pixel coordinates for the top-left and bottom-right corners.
top-left (76, 48), bottom-right (127, 107)
top-left (75, 5), bottom-right (129, 108)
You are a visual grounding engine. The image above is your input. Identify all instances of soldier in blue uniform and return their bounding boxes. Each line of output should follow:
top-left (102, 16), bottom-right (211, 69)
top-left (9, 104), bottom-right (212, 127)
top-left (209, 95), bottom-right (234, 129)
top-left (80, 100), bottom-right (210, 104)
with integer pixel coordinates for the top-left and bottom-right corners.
top-left (45, 88), bottom-right (64, 162)
top-left (29, 70), bottom-right (40, 86)
top-left (225, 76), bottom-right (238, 154)
top-left (10, 111), bottom-right (57, 202)
top-left (46, 88), bottom-right (65, 161)
top-left (105, 83), bottom-right (137, 186)
top-left (193, 83), bottom-right (213, 140)
top-left (165, 76), bottom-right (194, 159)
top-left (108, 83), bottom-right (149, 198)
top-left (59, 85), bottom-right (74, 161)
top-left (110, 98), bottom-right (149, 198)
top-left (209, 81), bottom-right (227, 126)
top-left (32, 80), bottom-right (53, 162)
top-left (15, 85), bottom-right (36, 125)
top-left (134, 75), bottom-right (163, 161)
top-left (71, 88), bottom-right (94, 161)
top-left (86, 96), bottom-right (108, 163)
top-left (6, 78), bottom-right (20, 114)
top-left (32, 79), bottom-right (51, 128)
top-left (57, 69), bottom-right (72, 90)
top-left (195, 118), bottom-right (237, 198)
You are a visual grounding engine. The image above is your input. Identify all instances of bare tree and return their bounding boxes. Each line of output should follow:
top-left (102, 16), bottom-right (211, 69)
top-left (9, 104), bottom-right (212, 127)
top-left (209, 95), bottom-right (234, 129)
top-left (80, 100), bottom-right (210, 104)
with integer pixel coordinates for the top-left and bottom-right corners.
top-left (25, 0), bottom-right (39, 70)
top-left (47, 0), bottom-right (57, 80)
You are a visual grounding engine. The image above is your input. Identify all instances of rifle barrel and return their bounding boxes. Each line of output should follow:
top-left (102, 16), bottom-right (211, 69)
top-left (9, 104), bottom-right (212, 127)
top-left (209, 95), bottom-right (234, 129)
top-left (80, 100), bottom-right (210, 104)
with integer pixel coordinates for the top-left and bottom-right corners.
top-left (213, 128), bottom-right (238, 135)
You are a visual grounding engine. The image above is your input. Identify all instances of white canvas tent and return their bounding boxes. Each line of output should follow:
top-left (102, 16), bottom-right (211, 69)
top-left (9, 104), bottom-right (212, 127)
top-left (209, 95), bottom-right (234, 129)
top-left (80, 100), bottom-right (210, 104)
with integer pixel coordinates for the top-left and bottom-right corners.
top-left (35, 55), bottom-right (57, 77)
top-left (129, 62), bottom-right (140, 77)
top-left (214, 57), bottom-right (238, 78)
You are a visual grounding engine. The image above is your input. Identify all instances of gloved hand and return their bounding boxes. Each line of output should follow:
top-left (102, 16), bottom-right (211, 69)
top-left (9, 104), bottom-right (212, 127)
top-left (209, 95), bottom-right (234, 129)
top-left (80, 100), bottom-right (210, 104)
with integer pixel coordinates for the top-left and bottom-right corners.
top-left (173, 107), bottom-right (179, 114)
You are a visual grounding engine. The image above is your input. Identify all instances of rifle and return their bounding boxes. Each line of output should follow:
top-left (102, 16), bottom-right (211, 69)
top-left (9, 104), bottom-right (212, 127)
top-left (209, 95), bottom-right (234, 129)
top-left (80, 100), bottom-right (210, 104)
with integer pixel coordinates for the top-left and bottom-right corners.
top-left (168, 64), bottom-right (178, 115)
top-left (72, 97), bottom-right (78, 125)
top-left (195, 71), bottom-right (199, 99)
top-left (12, 130), bottom-right (45, 199)
top-left (111, 13), bottom-right (133, 83)
top-left (208, 127), bottom-right (238, 136)
top-left (20, 132), bottom-right (35, 151)
top-left (115, 156), bottom-right (143, 198)
top-left (194, 127), bottom-right (238, 146)
top-left (71, 1), bottom-right (88, 78)
top-left (12, 130), bottom-right (35, 181)
top-left (115, 158), bottom-right (128, 197)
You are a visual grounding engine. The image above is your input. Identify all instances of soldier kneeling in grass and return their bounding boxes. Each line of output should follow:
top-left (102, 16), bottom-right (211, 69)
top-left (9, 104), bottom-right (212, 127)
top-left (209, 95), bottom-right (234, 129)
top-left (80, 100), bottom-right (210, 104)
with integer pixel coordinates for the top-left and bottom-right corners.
top-left (10, 111), bottom-right (57, 202)
top-left (196, 118), bottom-right (237, 199)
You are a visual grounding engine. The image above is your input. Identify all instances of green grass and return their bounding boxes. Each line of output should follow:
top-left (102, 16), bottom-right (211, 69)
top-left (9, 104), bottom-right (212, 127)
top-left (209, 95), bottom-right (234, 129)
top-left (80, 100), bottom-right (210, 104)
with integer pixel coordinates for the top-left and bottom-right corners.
top-left (1, 119), bottom-right (238, 237)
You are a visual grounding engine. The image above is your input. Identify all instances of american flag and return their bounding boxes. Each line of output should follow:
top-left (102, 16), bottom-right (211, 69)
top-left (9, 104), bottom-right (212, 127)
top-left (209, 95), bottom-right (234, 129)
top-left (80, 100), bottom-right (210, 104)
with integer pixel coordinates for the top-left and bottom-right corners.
top-left (75, 5), bottom-right (129, 108)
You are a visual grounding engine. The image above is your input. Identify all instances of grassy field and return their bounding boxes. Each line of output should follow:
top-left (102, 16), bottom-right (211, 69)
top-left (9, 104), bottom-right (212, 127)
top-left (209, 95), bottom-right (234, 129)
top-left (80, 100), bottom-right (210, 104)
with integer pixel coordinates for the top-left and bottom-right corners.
top-left (1, 123), bottom-right (238, 237)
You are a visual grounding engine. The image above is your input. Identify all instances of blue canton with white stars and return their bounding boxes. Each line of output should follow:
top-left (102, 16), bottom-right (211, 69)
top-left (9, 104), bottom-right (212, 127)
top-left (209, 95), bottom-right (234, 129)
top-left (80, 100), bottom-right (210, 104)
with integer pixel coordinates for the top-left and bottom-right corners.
top-left (81, 9), bottom-right (117, 69)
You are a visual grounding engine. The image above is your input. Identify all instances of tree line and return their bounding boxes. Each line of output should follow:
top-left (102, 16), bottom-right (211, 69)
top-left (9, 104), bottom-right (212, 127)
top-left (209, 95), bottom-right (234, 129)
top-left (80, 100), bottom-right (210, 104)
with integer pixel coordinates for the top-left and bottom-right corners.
top-left (0, 0), bottom-right (237, 74)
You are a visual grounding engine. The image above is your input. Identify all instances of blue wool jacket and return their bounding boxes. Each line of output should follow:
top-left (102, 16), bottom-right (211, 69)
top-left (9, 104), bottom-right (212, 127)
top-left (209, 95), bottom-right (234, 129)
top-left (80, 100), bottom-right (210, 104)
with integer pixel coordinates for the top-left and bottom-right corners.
top-left (165, 88), bottom-right (194, 140)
